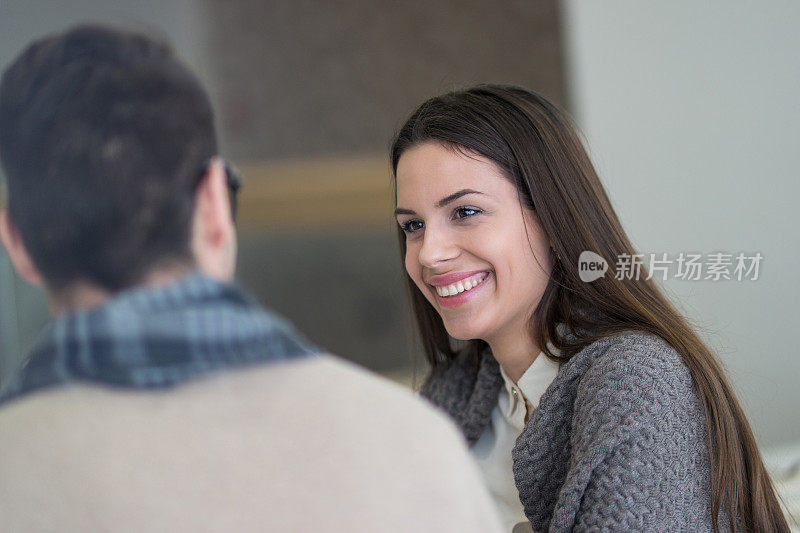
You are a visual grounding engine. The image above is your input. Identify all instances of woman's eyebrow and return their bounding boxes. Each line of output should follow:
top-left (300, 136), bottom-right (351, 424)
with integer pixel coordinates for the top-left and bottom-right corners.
top-left (394, 189), bottom-right (485, 217)
top-left (436, 189), bottom-right (484, 208)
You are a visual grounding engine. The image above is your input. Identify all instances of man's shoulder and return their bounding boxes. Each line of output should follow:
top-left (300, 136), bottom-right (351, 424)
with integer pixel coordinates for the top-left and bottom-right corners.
top-left (0, 353), bottom-right (455, 431)
top-left (0, 354), bottom-right (472, 469)
top-left (234, 353), bottom-right (463, 428)
top-left (0, 354), bottom-right (503, 532)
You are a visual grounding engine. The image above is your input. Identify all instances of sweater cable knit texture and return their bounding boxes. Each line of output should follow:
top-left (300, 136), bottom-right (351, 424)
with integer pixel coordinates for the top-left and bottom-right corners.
top-left (422, 331), bottom-right (727, 532)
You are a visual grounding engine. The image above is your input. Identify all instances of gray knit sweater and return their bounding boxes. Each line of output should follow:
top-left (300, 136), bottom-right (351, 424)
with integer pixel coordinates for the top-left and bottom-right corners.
top-left (422, 331), bottom-right (725, 532)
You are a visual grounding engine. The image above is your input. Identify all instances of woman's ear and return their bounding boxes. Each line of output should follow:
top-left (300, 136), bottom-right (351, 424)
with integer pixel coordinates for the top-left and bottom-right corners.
top-left (0, 210), bottom-right (44, 287)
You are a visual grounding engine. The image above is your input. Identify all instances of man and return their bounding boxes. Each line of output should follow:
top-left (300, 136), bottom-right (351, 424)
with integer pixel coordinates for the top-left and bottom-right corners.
top-left (0, 25), bottom-right (502, 532)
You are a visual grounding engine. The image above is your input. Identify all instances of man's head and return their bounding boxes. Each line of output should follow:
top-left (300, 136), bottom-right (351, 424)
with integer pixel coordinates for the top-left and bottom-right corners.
top-left (0, 25), bottom-right (236, 309)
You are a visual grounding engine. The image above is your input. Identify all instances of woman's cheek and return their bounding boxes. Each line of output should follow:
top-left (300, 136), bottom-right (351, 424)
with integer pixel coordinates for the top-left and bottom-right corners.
top-left (404, 246), bottom-right (417, 279)
top-left (404, 246), bottom-right (426, 296)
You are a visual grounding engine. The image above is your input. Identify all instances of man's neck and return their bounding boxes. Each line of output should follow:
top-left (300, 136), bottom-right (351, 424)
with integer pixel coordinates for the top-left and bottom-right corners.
top-left (49, 265), bottom-right (195, 316)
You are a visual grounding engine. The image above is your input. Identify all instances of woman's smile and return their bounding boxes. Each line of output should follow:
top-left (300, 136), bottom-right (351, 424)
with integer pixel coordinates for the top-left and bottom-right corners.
top-left (428, 270), bottom-right (492, 308)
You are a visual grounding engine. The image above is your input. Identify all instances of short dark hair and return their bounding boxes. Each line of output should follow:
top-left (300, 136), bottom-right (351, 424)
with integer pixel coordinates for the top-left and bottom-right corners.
top-left (0, 24), bottom-right (218, 292)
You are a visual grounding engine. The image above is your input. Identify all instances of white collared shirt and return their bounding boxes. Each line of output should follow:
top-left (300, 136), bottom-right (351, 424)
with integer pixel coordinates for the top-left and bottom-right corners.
top-left (472, 351), bottom-right (561, 532)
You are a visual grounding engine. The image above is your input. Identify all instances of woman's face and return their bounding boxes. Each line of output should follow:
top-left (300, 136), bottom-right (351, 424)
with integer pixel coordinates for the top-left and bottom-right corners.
top-left (395, 142), bottom-right (553, 345)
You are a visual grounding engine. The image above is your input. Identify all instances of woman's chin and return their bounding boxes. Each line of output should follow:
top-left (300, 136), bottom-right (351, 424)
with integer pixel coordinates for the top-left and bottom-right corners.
top-left (443, 323), bottom-right (486, 343)
top-left (447, 332), bottom-right (473, 342)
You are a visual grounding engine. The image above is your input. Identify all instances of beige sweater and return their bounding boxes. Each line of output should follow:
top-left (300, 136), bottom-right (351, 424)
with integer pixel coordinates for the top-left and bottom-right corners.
top-left (0, 355), bottom-right (503, 532)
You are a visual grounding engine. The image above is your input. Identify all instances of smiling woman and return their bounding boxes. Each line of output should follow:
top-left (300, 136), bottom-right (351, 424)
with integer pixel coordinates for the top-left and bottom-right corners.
top-left (395, 144), bottom-right (552, 382)
top-left (389, 85), bottom-right (789, 532)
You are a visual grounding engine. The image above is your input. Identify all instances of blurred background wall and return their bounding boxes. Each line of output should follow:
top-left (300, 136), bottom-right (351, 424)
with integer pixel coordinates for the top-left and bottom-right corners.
top-left (0, 1), bottom-right (797, 447)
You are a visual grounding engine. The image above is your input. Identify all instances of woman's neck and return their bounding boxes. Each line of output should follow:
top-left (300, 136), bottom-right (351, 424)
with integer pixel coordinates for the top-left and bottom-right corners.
top-left (486, 331), bottom-right (541, 383)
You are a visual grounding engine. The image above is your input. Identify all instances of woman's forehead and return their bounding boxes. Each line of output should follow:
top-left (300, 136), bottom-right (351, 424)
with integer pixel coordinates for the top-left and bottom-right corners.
top-left (395, 143), bottom-right (510, 203)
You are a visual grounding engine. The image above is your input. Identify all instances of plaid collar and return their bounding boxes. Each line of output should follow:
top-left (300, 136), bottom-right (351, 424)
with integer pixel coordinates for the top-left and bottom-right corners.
top-left (0, 273), bottom-right (318, 405)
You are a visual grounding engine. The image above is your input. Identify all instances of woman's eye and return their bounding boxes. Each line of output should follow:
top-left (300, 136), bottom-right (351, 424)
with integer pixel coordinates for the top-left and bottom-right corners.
top-left (453, 206), bottom-right (481, 220)
top-left (400, 219), bottom-right (424, 233)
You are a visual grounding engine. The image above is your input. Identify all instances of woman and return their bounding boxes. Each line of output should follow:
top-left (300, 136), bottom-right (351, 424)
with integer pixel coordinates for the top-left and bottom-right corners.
top-left (390, 85), bottom-right (788, 532)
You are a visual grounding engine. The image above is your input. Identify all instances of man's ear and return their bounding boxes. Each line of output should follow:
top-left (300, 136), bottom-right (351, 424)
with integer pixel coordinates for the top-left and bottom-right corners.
top-left (0, 210), bottom-right (44, 287)
top-left (193, 158), bottom-right (233, 246)
top-left (191, 158), bottom-right (236, 281)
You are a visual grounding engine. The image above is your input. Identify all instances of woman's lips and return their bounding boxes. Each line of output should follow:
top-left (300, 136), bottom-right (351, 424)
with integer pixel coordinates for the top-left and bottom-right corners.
top-left (426, 270), bottom-right (489, 287)
top-left (431, 271), bottom-right (491, 309)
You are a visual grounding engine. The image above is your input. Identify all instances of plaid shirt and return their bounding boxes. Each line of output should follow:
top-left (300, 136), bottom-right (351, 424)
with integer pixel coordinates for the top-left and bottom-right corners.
top-left (0, 273), bottom-right (318, 405)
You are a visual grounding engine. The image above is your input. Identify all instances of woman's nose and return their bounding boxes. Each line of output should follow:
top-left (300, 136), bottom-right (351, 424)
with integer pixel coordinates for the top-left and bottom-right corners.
top-left (417, 226), bottom-right (460, 268)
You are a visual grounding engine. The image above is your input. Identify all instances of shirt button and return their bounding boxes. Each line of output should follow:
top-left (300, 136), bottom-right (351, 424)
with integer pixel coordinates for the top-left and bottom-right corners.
top-left (512, 388), bottom-right (519, 399)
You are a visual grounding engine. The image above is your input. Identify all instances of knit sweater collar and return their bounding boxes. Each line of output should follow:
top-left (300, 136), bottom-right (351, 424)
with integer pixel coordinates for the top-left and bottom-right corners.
top-left (421, 338), bottom-right (581, 446)
top-left (420, 332), bottom-right (720, 532)
top-left (421, 348), bottom-right (504, 445)
top-left (420, 335), bottom-right (622, 528)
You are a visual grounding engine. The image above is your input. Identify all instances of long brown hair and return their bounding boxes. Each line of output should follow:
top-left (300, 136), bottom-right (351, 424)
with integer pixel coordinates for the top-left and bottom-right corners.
top-left (390, 84), bottom-right (788, 532)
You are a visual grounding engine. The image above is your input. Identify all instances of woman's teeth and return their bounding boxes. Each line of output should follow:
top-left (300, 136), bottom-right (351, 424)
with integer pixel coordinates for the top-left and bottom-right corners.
top-left (435, 273), bottom-right (488, 297)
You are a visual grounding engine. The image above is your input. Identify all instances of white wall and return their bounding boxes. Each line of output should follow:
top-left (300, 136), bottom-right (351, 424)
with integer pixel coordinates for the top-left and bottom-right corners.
top-left (561, 0), bottom-right (800, 446)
